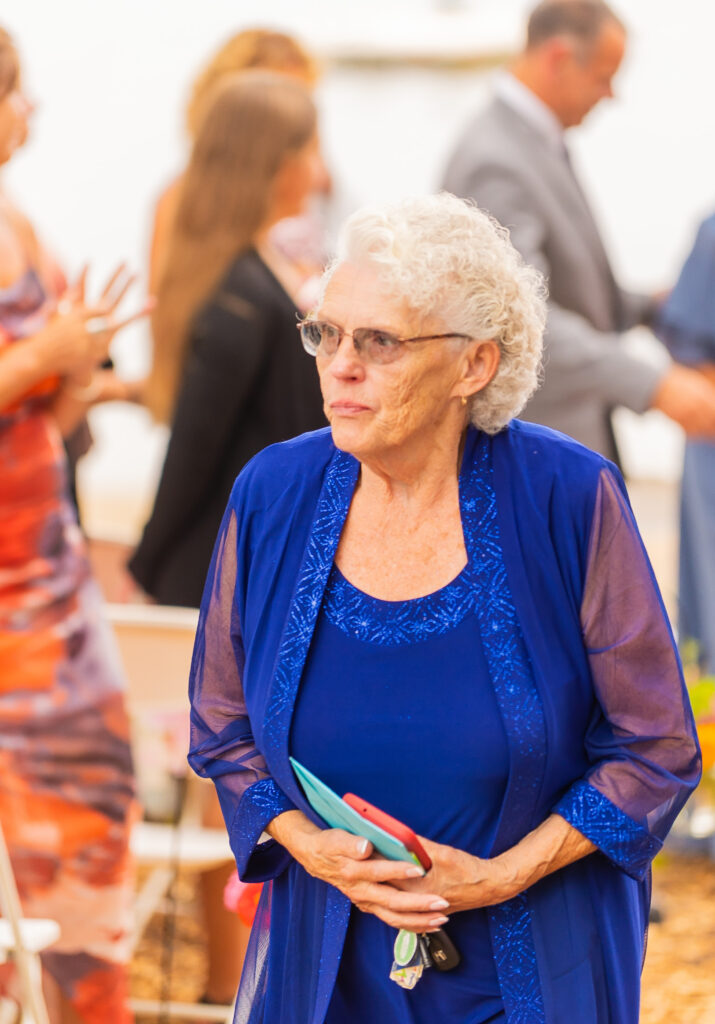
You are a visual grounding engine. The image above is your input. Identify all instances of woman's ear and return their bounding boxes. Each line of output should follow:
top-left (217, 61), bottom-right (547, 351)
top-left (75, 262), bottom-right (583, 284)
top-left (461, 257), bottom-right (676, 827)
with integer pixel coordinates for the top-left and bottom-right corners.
top-left (458, 339), bottom-right (500, 400)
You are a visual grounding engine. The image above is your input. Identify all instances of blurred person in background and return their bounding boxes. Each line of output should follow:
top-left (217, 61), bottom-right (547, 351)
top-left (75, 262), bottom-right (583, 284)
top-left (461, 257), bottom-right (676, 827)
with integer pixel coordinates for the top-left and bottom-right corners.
top-left (0, 27), bottom-right (146, 1024)
top-left (188, 193), bottom-right (699, 1024)
top-left (655, 215), bottom-right (715, 674)
top-left (129, 72), bottom-right (324, 609)
top-left (128, 73), bottom-right (325, 1005)
top-left (442, 0), bottom-right (715, 466)
top-left (145, 28), bottom-right (331, 426)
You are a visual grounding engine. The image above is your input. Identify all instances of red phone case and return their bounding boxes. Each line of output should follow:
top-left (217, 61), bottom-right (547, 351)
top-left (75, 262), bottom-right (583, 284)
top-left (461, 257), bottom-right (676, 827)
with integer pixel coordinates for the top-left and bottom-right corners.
top-left (343, 793), bottom-right (432, 870)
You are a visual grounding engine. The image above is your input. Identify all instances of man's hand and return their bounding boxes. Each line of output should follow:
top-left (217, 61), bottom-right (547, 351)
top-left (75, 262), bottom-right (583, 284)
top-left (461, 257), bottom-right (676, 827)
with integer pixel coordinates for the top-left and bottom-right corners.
top-left (650, 364), bottom-right (715, 437)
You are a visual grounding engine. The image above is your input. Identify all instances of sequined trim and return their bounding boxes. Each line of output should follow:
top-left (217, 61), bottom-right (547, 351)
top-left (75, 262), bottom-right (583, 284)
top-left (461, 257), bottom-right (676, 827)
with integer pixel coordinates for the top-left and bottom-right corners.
top-left (322, 563), bottom-right (476, 646)
top-left (231, 778), bottom-right (295, 880)
top-left (553, 778), bottom-right (662, 881)
top-left (263, 448), bottom-right (359, 785)
top-left (462, 438), bottom-right (547, 1024)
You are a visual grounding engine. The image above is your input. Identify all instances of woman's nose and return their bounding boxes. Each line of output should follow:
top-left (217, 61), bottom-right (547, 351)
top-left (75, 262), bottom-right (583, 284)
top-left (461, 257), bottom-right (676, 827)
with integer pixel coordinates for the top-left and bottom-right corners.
top-left (329, 334), bottom-right (364, 378)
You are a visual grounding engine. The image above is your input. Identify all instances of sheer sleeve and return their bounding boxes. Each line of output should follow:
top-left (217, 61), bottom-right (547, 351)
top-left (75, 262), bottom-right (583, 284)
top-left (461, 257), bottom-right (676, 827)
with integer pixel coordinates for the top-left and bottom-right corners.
top-left (187, 502), bottom-right (297, 882)
top-left (553, 467), bottom-right (701, 880)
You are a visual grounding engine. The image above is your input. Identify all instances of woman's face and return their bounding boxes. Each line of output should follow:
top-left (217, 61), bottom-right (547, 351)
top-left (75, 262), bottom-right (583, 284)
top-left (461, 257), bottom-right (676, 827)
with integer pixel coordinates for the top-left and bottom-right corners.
top-left (0, 86), bottom-right (32, 165)
top-left (272, 131), bottom-right (322, 221)
top-left (316, 261), bottom-right (477, 463)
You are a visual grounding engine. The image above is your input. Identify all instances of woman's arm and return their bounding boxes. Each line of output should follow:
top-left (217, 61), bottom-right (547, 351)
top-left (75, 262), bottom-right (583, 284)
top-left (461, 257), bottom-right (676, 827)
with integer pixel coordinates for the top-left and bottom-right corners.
top-left (1, 265), bottom-right (148, 415)
top-left (190, 501), bottom-right (451, 927)
top-left (402, 464), bottom-right (700, 912)
top-left (552, 466), bottom-right (701, 879)
top-left (188, 502), bottom-right (297, 881)
top-left (47, 368), bottom-right (142, 437)
top-left (396, 815), bottom-right (595, 913)
top-left (0, 311), bottom-right (101, 410)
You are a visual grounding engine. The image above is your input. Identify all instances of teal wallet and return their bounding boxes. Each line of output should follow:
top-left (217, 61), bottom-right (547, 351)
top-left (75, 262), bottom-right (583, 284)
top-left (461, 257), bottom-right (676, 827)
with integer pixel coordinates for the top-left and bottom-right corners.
top-left (289, 756), bottom-right (422, 867)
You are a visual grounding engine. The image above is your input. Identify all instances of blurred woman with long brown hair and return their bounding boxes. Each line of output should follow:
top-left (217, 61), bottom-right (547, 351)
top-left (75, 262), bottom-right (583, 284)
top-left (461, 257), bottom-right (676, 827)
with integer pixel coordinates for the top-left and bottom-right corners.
top-left (145, 28), bottom-right (324, 425)
top-left (129, 72), bottom-right (325, 608)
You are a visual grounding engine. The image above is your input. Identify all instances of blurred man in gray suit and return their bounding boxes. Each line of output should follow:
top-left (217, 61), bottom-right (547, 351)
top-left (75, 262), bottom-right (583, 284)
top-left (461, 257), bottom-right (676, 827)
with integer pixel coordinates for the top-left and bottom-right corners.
top-left (442, 0), bottom-right (715, 463)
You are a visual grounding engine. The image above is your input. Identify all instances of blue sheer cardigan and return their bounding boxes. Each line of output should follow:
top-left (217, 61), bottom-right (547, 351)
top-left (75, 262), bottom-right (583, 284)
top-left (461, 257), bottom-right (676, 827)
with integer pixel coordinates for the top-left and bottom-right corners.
top-left (188, 422), bottom-right (700, 1024)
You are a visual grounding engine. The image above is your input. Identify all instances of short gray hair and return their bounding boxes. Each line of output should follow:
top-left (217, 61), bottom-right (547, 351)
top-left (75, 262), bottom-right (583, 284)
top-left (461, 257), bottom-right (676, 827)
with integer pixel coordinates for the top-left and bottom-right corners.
top-left (320, 193), bottom-right (546, 435)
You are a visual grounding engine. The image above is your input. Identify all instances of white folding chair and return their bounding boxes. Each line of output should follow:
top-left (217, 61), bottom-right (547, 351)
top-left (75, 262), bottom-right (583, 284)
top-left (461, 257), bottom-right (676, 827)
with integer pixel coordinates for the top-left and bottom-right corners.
top-left (105, 603), bottom-right (235, 1023)
top-left (0, 820), bottom-right (60, 1024)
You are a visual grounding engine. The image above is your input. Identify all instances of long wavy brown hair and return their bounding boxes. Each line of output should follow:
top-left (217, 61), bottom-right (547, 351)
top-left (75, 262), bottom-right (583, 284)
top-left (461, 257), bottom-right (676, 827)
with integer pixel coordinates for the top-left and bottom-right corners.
top-left (145, 72), bottom-right (316, 424)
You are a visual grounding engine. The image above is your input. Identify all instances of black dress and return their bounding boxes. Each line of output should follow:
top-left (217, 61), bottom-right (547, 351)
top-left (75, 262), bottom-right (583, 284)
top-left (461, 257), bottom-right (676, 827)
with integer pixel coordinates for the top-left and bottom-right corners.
top-left (128, 249), bottom-right (325, 606)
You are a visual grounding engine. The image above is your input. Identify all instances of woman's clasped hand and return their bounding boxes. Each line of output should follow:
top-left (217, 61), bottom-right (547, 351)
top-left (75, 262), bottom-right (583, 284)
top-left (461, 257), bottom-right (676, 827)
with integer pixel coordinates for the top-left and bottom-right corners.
top-left (268, 811), bottom-right (451, 932)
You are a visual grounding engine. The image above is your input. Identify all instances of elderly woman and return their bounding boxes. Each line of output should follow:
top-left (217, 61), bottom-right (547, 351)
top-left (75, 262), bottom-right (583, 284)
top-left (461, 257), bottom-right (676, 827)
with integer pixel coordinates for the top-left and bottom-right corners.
top-left (188, 193), bottom-right (700, 1024)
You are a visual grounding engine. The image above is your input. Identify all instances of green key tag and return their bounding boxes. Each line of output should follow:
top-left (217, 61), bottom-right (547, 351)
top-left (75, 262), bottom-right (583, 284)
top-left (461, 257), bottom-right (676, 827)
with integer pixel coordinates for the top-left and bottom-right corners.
top-left (390, 930), bottom-right (424, 989)
top-left (393, 929), bottom-right (418, 967)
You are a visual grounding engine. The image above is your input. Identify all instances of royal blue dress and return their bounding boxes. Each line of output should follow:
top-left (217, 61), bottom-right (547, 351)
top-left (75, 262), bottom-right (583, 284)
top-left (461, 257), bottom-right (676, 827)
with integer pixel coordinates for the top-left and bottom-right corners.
top-left (188, 423), bottom-right (700, 1024)
top-left (291, 560), bottom-right (508, 1023)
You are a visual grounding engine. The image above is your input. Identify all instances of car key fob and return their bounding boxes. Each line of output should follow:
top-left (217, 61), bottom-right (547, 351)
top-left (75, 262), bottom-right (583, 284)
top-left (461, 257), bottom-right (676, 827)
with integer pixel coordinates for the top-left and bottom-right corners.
top-left (426, 928), bottom-right (461, 971)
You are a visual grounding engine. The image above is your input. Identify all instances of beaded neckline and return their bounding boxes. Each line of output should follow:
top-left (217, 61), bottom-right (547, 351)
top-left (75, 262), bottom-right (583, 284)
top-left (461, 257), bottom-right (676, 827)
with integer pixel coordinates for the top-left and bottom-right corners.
top-left (321, 445), bottom-right (483, 647)
top-left (322, 560), bottom-right (479, 647)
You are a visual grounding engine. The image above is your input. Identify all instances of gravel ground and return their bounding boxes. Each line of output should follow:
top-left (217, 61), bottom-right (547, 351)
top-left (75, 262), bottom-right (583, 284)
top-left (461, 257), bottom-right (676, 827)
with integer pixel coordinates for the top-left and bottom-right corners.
top-left (130, 853), bottom-right (715, 1022)
top-left (641, 855), bottom-right (715, 1023)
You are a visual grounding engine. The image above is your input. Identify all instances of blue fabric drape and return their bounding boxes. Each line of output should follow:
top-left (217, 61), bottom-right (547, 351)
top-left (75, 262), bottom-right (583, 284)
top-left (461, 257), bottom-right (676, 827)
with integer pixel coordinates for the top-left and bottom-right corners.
top-left (188, 423), bottom-right (700, 1024)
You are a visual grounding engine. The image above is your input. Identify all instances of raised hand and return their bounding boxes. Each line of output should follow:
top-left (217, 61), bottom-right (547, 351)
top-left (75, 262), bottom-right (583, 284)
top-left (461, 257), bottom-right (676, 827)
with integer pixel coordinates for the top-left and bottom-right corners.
top-left (41, 264), bottom-right (153, 382)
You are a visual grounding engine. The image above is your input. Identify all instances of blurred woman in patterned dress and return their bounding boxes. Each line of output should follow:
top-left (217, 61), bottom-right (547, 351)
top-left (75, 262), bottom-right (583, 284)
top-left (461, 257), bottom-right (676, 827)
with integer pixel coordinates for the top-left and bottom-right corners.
top-left (0, 27), bottom-right (145, 1023)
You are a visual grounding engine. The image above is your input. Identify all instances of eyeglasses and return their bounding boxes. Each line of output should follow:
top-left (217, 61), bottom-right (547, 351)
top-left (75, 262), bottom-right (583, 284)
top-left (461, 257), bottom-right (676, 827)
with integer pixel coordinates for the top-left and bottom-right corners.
top-left (298, 319), bottom-right (472, 366)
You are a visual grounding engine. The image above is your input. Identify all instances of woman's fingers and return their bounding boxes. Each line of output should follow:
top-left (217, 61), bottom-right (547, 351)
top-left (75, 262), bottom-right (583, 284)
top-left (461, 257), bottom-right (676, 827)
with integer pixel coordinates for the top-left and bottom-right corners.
top-left (83, 300), bottom-right (153, 355)
top-left (351, 881), bottom-right (446, 915)
top-left (71, 265), bottom-right (89, 304)
top-left (97, 263), bottom-right (133, 308)
top-left (113, 297), bottom-right (155, 330)
top-left (349, 881), bottom-right (449, 931)
top-left (337, 856), bottom-right (424, 885)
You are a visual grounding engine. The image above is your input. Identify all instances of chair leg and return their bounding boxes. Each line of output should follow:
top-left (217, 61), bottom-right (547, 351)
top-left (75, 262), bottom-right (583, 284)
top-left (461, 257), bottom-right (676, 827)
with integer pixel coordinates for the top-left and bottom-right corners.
top-left (0, 824), bottom-right (52, 1024)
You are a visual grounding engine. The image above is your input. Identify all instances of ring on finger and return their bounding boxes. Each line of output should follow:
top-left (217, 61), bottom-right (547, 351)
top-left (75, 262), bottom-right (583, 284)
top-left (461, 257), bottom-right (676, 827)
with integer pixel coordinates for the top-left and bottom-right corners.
top-left (86, 316), bottom-right (110, 336)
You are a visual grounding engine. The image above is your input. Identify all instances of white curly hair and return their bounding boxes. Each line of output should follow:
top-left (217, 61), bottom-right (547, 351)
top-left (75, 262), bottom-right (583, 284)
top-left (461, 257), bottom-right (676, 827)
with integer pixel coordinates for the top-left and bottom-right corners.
top-left (319, 192), bottom-right (546, 434)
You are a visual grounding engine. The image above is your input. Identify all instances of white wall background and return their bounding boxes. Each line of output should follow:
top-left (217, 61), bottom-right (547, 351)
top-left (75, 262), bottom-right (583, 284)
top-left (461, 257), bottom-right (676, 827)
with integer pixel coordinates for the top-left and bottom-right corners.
top-left (2, 0), bottom-right (712, 537)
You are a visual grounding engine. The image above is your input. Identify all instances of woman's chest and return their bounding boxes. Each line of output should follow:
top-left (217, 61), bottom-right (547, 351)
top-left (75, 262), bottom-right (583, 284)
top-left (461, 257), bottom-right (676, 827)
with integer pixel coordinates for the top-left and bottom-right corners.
top-left (335, 506), bottom-right (468, 601)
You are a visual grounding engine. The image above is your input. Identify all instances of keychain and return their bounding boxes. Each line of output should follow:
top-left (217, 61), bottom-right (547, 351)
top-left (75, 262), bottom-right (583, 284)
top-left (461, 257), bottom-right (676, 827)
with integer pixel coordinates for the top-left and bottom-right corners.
top-left (389, 930), bottom-right (433, 989)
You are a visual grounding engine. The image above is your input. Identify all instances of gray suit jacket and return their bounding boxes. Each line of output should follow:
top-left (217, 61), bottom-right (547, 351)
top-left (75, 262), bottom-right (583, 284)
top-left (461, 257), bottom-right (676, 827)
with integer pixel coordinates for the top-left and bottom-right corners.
top-left (442, 96), bottom-right (662, 461)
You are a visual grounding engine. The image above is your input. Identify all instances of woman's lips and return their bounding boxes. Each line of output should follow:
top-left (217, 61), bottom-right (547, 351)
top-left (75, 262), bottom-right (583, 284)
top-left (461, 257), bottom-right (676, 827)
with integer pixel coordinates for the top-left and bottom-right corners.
top-left (329, 401), bottom-right (370, 415)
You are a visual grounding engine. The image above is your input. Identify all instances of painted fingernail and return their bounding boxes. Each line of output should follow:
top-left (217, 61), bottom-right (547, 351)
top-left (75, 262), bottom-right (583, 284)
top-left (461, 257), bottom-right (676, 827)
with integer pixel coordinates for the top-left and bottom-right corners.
top-left (429, 915), bottom-right (449, 926)
top-left (405, 866), bottom-right (425, 878)
top-left (429, 899), bottom-right (449, 910)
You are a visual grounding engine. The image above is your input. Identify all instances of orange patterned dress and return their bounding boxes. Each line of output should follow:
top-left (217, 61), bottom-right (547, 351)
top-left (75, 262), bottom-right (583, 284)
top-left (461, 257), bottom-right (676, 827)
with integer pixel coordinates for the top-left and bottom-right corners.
top-left (0, 269), bottom-right (137, 1022)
